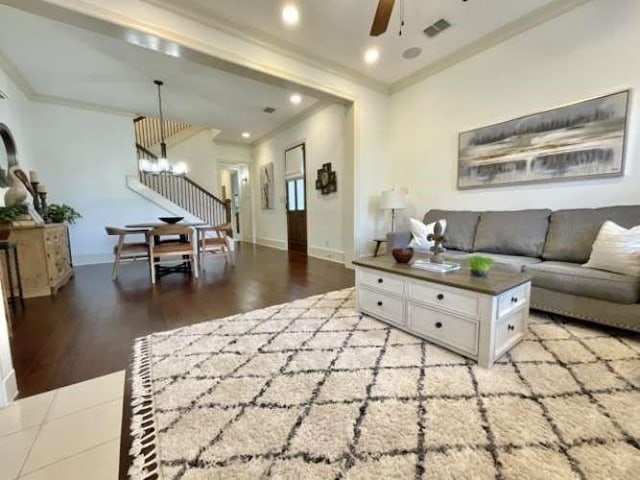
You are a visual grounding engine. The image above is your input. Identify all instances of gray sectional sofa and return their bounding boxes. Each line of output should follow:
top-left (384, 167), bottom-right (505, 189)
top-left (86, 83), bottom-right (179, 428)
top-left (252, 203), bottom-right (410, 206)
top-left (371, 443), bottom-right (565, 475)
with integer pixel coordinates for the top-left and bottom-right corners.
top-left (388, 206), bottom-right (640, 332)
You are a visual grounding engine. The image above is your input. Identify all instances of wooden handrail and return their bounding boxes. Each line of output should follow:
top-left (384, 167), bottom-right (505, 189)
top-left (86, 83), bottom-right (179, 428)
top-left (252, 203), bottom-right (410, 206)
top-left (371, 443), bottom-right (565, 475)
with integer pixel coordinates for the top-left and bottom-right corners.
top-left (136, 143), bottom-right (157, 160)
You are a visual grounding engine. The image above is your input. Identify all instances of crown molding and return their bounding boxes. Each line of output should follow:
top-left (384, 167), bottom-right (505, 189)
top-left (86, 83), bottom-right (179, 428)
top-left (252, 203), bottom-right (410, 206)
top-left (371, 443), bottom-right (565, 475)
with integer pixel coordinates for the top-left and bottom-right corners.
top-left (3, 0), bottom-right (356, 105)
top-left (0, 48), bottom-right (36, 98)
top-left (0, 48), bottom-right (136, 117)
top-left (390, 0), bottom-right (592, 93)
top-left (252, 101), bottom-right (333, 148)
top-left (140, 0), bottom-right (389, 95)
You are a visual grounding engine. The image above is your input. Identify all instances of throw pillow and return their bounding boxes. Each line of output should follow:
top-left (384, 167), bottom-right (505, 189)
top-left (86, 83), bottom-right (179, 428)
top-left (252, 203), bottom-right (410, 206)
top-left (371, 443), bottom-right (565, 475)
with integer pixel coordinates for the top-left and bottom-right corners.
top-left (408, 218), bottom-right (447, 251)
top-left (583, 221), bottom-right (640, 276)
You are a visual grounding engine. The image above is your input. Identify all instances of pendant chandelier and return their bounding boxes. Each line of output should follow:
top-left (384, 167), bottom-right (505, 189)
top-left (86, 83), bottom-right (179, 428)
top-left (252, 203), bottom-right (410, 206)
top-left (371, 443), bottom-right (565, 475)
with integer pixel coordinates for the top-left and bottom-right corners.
top-left (139, 79), bottom-right (187, 175)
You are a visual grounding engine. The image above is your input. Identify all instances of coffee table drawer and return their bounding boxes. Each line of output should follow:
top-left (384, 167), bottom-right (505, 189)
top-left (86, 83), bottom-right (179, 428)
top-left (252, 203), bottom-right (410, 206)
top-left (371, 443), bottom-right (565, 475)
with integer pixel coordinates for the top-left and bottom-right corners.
top-left (358, 269), bottom-right (404, 295)
top-left (407, 302), bottom-right (478, 356)
top-left (408, 281), bottom-right (479, 319)
top-left (358, 287), bottom-right (404, 325)
top-left (495, 308), bottom-right (527, 358)
top-left (498, 283), bottom-right (529, 319)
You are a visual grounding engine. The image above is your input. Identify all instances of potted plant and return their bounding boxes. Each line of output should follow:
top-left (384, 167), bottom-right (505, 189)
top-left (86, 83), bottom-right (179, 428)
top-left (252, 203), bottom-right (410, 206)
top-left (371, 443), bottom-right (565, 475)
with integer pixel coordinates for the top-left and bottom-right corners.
top-left (468, 255), bottom-right (494, 277)
top-left (0, 205), bottom-right (22, 241)
top-left (47, 204), bottom-right (82, 224)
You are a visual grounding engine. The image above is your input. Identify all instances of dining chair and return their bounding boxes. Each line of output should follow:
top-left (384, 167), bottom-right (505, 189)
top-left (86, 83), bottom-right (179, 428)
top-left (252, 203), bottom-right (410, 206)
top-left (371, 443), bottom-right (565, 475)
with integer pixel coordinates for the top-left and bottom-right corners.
top-left (147, 225), bottom-right (198, 284)
top-left (195, 223), bottom-right (234, 271)
top-left (105, 227), bottom-right (149, 280)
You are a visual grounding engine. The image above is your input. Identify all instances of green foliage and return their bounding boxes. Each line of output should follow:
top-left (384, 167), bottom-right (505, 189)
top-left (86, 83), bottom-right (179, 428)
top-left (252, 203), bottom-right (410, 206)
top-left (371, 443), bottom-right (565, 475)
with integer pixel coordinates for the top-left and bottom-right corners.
top-left (48, 204), bottom-right (82, 224)
top-left (468, 255), bottom-right (494, 274)
top-left (0, 205), bottom-right (23, 222)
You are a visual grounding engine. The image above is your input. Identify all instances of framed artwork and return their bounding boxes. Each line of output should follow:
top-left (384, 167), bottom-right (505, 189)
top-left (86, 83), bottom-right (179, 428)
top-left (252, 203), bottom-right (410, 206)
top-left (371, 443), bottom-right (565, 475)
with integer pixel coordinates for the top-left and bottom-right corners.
top-left (260, 162), bottom-right (275, 209)
top-left (315, 163), bottom-right (337, 195)
top-left (458, 90), bottom-right (630, 189)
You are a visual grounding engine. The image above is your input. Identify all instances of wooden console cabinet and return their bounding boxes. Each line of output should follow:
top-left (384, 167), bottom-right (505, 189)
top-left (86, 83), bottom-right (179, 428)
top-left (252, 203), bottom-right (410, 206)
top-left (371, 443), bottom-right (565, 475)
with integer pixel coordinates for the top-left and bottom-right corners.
top-left (5, 224), bottom-right (74, 298)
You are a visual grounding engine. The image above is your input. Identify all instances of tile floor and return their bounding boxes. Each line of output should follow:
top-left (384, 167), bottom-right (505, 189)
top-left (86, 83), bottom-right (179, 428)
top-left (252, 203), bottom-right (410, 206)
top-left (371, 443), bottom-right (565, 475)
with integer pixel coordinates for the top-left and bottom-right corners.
top-left (0, 371), bottom-right (124, 480)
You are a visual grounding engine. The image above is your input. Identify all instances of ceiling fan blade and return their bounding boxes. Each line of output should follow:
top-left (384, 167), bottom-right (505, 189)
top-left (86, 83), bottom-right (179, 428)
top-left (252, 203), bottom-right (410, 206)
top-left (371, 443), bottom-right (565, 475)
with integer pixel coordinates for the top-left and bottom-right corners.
top-left (370, 0), bottom-right (395, 36)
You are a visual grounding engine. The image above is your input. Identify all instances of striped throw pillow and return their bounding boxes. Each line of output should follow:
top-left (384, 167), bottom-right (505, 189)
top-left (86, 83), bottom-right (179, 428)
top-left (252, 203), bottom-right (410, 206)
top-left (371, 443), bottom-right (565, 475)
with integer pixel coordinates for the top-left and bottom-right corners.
top-left (583, 221), bottom-right (640, 276)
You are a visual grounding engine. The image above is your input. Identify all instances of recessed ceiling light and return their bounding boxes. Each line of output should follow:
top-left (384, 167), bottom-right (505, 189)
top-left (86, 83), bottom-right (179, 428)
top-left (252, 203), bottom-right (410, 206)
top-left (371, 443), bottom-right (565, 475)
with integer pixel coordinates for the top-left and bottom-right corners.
top-left (364, 47), bottom-right (380, 65)
top-left (241, 132), bottom-right (251, 138)
top-left (282, 4), bottom-right (299, 26)
top-left (290, 94), bottom-right (302, 105)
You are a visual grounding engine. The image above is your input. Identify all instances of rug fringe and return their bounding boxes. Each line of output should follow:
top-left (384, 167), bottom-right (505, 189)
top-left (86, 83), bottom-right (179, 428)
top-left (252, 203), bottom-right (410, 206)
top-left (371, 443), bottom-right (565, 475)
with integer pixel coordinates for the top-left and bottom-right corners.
top-left (128, 336), bottom-right (160, 480)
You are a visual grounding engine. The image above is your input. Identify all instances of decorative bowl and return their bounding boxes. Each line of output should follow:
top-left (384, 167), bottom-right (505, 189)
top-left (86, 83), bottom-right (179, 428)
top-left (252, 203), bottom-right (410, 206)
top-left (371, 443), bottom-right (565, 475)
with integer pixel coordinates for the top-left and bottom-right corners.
top-left (392, 247), bottom-right (414, 264)
top-left (159, 216), bottom-right (184, 224)
top-left (468, 255), bottom-right (494, 277)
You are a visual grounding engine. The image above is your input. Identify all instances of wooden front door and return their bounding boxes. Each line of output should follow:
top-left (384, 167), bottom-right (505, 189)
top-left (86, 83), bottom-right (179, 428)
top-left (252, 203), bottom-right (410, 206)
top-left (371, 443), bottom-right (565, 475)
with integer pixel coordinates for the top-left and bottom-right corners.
top-left (285, 144), bottom-right (307, 254)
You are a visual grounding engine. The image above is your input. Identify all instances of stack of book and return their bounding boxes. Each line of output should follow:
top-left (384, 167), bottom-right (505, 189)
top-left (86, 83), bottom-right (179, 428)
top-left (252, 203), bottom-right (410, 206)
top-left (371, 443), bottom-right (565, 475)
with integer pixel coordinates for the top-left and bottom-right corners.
top-left (411, 259), bottom-right (461, 273)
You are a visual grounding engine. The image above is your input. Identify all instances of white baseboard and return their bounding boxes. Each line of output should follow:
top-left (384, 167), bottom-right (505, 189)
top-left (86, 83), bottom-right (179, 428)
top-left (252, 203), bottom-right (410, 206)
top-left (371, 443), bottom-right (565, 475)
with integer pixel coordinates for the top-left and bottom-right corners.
top-left (308, 246), bottom-right (345, 264)
top-left (0, 369), bottom-right (17, 407)
top-left (256, 237), bottom-right (287, 250)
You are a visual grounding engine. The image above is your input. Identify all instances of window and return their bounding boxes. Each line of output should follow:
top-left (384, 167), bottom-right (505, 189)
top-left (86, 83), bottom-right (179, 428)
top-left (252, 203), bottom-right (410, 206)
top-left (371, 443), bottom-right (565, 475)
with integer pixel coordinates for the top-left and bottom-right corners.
top-left (286, 177), bottom-right (305, 211)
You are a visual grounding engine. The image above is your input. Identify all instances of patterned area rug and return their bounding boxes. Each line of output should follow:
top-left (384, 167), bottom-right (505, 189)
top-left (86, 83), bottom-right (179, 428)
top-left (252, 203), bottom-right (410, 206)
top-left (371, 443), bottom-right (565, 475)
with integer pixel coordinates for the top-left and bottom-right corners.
top-left (128, 288), bottom-right (640, 480)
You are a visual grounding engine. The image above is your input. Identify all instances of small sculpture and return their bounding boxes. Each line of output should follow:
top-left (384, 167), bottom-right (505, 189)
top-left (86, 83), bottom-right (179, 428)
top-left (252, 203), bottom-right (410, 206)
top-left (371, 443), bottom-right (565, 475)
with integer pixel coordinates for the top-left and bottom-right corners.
top-left (427, 220), bottom-right (445, 264)
top-left (3, 166), bottom-right (29, 207)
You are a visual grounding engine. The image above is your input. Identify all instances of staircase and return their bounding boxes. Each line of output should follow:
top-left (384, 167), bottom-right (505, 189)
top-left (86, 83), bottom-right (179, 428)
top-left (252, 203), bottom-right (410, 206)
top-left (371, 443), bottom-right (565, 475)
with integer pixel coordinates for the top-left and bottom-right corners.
top-left (133, 116), bottom-right (232, 232)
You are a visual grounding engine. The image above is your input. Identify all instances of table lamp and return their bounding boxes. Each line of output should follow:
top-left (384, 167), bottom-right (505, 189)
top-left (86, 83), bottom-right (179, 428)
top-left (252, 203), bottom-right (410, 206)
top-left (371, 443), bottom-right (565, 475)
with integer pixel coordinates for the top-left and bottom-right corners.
top-left (380, 189), bottom-right (407, 232)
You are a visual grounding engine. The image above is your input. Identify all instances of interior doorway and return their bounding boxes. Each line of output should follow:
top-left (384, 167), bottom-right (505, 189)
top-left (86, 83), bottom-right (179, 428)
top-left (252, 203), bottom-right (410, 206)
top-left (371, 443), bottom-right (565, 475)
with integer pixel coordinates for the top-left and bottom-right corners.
top-left (285, 143), bottom-right (307, 254)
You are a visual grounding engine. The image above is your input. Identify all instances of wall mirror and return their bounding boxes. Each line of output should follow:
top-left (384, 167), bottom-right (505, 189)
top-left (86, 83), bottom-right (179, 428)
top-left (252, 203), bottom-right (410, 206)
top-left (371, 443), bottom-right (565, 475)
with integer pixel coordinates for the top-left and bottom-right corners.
top-left (0, 123), bottom-right (18, 188)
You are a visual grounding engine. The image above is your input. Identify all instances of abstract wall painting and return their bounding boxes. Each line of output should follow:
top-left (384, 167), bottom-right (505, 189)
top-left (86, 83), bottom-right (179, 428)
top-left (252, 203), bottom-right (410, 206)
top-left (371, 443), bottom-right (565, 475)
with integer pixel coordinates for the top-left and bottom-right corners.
top-left (260, 162), bottom-right (275, 209)
top-left (458, 90), bottom-right (630, 189)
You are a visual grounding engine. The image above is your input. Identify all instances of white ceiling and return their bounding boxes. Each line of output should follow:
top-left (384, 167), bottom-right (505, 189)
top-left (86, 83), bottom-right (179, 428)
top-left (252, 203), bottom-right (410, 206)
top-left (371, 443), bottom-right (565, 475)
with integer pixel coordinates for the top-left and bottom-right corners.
top-left (146, 0), bottom-right (563, 86)
top-left (0, 5), bottom-right (324, 144)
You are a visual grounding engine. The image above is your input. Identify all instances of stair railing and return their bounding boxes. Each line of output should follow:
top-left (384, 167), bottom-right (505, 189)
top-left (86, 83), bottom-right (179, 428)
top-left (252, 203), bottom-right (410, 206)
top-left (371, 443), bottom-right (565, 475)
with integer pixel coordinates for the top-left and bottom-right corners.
top-left (139, 171), bottom-right (231, 231)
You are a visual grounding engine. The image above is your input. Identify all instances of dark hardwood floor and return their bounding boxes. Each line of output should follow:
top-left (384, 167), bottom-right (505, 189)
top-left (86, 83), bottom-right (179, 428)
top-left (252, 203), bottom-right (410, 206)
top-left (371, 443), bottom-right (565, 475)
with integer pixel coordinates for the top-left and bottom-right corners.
top-left (9, 242), bottom-right (355, 398)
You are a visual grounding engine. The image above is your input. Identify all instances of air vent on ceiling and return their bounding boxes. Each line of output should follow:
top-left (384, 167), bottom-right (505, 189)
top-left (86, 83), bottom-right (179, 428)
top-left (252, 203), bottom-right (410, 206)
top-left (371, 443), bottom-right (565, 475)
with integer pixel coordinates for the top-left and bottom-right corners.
top-left (424, 18), bottom-right (451, 38)
top-left (0, 90), bottom-right (8, 100)
top-left (263, 107), bottom-right (276, 114)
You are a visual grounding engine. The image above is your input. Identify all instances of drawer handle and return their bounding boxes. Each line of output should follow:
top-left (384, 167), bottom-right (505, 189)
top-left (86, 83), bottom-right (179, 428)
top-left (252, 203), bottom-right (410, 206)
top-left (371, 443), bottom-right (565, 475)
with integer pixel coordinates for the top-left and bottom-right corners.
top-left (511, 297), bottom-right (518, 303)
top-left (435, 322), bottom-right (443, 329)
top-left (507, 324), bottom-right (515, 331)
top-left (377, 278), bottom-right (384, 284)
top-left (377, 301), bottom-right (383, 306)
top-left (437, 294), bottom-right (444, 300)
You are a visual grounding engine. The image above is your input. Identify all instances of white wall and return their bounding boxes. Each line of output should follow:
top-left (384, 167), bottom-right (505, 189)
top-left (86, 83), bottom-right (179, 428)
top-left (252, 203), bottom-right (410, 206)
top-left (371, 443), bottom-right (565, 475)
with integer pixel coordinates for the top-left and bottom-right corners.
top-left (28, 102), bottom-right (170, 265)
top-left (0, 64), bottom-right (35, 198)
top-left (389, 0), bottom-right (640, 229)
top-left (166, 131), bottom-right (251, 197)
top-left (252, 104), bottom-right (348, 262)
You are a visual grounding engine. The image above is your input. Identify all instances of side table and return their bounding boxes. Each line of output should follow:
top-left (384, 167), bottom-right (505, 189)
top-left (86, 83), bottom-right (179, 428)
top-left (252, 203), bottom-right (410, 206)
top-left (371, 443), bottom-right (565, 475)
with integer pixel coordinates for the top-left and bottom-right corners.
top-left (373, 238), bottom-right (387, 257)
top-left (0, 241), bottom-right (25, 315)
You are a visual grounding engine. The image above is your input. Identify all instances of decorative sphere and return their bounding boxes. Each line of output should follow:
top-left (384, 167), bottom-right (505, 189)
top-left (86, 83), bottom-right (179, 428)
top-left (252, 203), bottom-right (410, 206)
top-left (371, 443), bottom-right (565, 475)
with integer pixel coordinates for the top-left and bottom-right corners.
top-left (392, 247), bottom-right (414, 264)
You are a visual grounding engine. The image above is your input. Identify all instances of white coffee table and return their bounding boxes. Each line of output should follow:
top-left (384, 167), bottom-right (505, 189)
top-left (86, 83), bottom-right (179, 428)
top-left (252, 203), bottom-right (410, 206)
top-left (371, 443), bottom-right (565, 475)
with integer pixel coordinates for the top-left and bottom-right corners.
top-left (353, 256), bottom-right (532, 368)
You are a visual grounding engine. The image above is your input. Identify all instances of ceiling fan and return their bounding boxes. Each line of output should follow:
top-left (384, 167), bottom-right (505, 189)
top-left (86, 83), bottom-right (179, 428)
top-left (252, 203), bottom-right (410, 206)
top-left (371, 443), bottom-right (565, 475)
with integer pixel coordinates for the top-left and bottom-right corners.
top-left (370, 0), bottom-right (468, 36)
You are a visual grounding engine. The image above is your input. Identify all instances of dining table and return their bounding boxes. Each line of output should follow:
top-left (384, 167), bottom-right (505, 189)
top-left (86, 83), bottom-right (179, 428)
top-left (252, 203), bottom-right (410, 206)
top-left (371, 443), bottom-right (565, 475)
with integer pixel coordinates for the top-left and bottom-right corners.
top-left (124, 221), bottom-right (207, 278)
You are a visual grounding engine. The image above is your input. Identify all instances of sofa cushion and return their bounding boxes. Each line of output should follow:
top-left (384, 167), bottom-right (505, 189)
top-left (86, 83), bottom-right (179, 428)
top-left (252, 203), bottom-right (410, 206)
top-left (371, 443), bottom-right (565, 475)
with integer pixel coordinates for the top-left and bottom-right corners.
top-left (420, 251), bottom-right (541, 273)
top-left (424, 210), bottom-right (480, 252)
top-left (543, 205), bottom-right (640, 263)
top-left (524, 261), bottom-right (640, 304)
top-left (475, 253), bottom-right (542, 273)
top-left (473, 210), bottom-right (551, 258)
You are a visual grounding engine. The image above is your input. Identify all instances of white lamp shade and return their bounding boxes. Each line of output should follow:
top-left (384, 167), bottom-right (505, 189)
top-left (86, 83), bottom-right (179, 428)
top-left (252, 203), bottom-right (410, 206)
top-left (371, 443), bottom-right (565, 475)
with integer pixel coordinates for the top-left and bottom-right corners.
top-left (380, 189), bottom-right (407, 210)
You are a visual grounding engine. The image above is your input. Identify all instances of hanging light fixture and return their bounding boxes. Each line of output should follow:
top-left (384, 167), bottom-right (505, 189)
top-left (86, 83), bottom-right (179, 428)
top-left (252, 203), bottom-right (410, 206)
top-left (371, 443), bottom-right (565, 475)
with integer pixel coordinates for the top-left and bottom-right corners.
top-left (139, 80), bottom-right (188, 175)
top-left (155, 79), bottom-right (168, 160)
